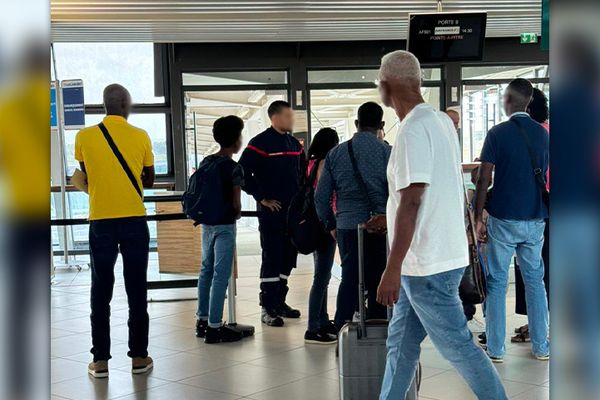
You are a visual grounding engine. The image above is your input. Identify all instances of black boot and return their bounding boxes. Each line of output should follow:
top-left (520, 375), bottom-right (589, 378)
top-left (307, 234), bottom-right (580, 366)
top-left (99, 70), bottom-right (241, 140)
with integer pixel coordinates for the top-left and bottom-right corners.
top-left (205, 324), bottom-right (244, 344)
top-left (195, 319), bottom-right (208, 338)
top-left (277, 303), bottom-right (301, 318)
top-left (261, 308), bottom-right (284, 327)
top-left (276, 285), bottom-right (301, 318)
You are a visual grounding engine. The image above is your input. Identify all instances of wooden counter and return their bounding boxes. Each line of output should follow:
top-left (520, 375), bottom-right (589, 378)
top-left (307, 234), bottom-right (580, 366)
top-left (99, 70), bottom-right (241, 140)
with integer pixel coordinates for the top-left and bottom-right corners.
top-left (156, 201), bottom-right (202, 274)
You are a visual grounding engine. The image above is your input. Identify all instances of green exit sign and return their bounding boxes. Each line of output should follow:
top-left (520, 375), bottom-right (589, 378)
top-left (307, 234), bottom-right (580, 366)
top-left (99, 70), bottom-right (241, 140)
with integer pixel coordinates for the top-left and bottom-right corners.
top-left (520, 33), bottom-right (539, 44)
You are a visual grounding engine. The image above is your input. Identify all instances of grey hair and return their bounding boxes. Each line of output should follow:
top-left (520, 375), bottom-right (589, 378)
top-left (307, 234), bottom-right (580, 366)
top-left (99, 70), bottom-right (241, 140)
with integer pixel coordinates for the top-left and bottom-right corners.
top-left (378, 50), bottom-right (422, 83)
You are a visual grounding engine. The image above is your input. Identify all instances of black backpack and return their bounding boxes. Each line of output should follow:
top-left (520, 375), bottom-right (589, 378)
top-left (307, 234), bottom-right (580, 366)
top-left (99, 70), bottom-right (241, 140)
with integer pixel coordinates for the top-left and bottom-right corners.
top-left (182, 157), bottom-right (229, 226)
top-left (287, 161), bottom-right (326, 254)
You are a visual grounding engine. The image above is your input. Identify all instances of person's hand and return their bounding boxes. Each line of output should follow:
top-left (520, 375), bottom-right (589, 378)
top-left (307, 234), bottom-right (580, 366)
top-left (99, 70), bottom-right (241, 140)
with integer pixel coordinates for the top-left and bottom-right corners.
top-left (365, 214), bottom-right (387, 235)
top-left (329, 229), bottom-right (337, 240)
top-left (260, 199), bottom-right (282, 212)
top-left (377, 267), bottom-right (401, 306)
top-left (476, 219), bottom-right (487, 243)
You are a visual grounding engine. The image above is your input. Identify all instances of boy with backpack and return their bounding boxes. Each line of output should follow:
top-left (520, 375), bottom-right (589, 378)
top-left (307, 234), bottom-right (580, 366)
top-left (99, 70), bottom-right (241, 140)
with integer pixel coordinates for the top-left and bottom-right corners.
top-left (184, 115), bottom-right (245, 343)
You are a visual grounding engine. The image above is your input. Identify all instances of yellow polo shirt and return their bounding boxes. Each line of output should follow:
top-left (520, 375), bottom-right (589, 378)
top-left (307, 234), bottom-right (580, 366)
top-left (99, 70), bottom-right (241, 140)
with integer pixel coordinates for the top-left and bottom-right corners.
top-left (75, 115), bottom-right (154, 220)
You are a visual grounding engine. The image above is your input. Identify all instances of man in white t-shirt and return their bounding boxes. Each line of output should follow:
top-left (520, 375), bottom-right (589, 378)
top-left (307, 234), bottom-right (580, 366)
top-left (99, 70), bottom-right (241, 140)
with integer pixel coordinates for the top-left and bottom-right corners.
top-left (376, 50), bottom-right (507, 400)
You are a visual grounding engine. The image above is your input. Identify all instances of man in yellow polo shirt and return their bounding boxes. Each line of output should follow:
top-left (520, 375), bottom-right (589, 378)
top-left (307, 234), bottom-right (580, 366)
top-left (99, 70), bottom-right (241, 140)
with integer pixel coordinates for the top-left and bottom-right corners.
top-left (75, 84), bottom-right (155, 378)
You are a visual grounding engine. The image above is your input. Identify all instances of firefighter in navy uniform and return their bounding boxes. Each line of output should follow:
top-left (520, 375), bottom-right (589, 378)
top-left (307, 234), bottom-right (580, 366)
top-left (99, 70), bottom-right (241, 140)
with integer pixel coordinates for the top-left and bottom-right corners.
top-left (239, 101), bottom-right (305, 327)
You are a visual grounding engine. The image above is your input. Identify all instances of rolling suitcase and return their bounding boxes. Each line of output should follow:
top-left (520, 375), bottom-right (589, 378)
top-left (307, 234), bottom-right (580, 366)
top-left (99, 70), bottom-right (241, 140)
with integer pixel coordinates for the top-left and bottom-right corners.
top-left (338, 224), bottom-right (420, 400)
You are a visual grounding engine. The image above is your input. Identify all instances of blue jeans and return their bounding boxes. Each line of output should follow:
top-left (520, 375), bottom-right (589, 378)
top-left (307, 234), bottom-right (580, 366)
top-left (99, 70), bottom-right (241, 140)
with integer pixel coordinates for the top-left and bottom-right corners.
top-left (307, 234), bottom-right (336, 332)
top-left (196, 224), bottom-right (236, 328)
top-left (380, 268), bottom-right (507, 400)
top-left (485, 216), bottom-right (549, 358)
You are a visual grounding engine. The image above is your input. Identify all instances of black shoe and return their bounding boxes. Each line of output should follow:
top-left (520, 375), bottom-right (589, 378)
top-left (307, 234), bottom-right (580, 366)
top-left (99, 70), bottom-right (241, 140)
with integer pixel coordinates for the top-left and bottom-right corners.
top-left (478, 332), bottom-right (487, 345)
top-left (305, 330), bottom-right (337, 345)
top-left (261, 308), bottom-right (284, 327)
top-left (321, 320), bottom-right (338, 336)
top-left (277, 303), bottom-right (301, 319)
top-left (205, 324), bottom-right (244, 344)
top-left (196, 319), bottom-right (208, 338)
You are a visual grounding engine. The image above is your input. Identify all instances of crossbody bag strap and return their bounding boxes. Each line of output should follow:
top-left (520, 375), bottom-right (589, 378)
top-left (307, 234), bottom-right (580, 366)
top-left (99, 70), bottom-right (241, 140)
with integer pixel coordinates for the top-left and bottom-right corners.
top-left (347, 138), bottom-right (377, 215)
top-left (98, 122), bottom-right (143, 198)
top-left (512, 118), bottom-right (548, 192)
top-left (306, 158), bottom-right (320, 188)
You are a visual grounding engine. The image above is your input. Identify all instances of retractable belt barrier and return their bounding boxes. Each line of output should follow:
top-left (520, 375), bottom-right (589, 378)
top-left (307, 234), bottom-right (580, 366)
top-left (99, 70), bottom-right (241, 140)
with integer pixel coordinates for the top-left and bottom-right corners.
top-left (50, 194), bottom-right (260, 290)
top-left (51, 194), bottom-right (258, 335)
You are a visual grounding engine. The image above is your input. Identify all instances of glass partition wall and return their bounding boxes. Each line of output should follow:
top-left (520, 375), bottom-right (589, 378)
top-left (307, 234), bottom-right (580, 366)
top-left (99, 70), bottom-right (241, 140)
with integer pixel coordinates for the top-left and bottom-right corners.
top-left (51, 43), bottom-right (172, 256)
top-left (308, 68), bottom-right (443, 145)
top-left (461, 65), bottom-right (549, 161)
top-left (182, 71), bottom-right (288, 252)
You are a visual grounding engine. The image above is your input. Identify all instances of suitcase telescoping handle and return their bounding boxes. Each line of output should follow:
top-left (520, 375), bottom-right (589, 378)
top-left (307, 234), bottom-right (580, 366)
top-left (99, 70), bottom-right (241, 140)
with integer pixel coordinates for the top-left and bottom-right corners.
top-left (357, 223), bottom-right (368, 338)
top-left (358, 224), bottom-right (393, 339)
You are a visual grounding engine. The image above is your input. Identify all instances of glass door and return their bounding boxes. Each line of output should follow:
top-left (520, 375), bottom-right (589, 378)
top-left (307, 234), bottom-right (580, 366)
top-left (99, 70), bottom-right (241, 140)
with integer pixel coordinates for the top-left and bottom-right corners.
top-left (461, 65), bottom-right (549, 161)
top-left (307, 68), bottom-right (443, 145)
top-left (182, 75), bottom-right (288, 239)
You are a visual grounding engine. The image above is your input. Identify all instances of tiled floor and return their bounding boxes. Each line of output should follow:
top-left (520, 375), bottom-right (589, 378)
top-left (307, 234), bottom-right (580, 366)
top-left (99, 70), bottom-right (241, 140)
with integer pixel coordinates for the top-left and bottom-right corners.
top-left (51, 250), bottom-right (549, 400)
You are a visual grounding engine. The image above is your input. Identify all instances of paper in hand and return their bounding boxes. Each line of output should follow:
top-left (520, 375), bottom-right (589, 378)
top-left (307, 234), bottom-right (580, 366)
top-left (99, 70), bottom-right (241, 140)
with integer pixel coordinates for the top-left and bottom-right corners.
top-left (71, 168), bottom-right (88, 193)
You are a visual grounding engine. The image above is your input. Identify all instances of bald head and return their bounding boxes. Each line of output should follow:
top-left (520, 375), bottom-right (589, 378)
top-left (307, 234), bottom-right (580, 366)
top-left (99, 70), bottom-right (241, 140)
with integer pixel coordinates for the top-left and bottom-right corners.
top-left (103, 84), bottom-right (132, 118)
top-left (503, 78), bottom-right (533, 116)
top-left (445, 109), bottom-right (460, 131)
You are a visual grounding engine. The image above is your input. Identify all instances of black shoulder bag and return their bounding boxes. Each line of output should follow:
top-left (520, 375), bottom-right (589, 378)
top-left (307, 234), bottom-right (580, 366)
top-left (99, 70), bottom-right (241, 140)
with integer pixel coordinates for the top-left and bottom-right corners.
top-left (512, 118), bottom-right (550, 211)
top-left (459, 181), bottom-right (487, 304)
top-left (98, 122), bottom-right (143, 198)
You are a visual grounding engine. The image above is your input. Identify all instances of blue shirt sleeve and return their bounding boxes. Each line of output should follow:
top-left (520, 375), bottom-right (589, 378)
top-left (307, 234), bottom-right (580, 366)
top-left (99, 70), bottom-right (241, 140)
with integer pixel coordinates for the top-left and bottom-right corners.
top-left (314, 155), bottom-right (336, 230)
top-left (480, 127), bottom-right (497, 164)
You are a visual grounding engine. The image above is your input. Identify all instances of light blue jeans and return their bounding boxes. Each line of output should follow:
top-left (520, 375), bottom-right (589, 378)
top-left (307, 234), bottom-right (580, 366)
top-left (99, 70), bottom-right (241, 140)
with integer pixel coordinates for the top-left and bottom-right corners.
top-left (485, 216), bottom-right (549, 358)
top-left (196, 224), bottom-right (236, 328)
top-left (380, 268), bottom-right (507, 400)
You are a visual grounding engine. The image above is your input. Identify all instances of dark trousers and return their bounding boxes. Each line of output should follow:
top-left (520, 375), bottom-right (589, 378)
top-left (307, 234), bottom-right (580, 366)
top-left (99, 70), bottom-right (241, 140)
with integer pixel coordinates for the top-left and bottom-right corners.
top-left (335, 228), bottom-right (387, 330)
top-left (515, 218), bottom-right (550, 315)
top-left (463, 301), bottom-right (476, 321)
top-left (307, 233), bottom-right (337, 332)
top-left (89, 217), bottom-right (150, 362)
top-left (258, 213), bottom-right (298, 310)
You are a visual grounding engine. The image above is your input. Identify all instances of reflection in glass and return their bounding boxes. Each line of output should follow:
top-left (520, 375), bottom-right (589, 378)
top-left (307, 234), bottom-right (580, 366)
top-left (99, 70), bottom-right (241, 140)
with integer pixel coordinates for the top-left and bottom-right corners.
top-left (183, 89), bottom-right (288, 236)
top-left (52, 43), bottom-right (165, 104)
top-left (182, 71), bottom-right (288, 86)
top-left (309, 87), bottom-right (441, 145)
top-left (461, 63), bottom-right (549, 161)
top-left (308, 68), bottom-right (442, 84)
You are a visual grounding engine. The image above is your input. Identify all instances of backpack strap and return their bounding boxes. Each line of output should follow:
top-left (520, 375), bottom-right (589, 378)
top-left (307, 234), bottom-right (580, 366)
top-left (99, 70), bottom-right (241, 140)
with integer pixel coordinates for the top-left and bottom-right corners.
top-left (98, 122), bottom-right (143, 198)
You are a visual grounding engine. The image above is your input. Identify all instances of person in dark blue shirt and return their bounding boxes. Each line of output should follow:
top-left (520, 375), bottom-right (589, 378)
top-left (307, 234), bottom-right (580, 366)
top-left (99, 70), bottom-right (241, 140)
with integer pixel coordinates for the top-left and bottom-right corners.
top-left (474, 78), bottom-right (550, 363)
top-left (238, 101), bottom-right (305, 327)
top-left (195, 116), bottom-right (245, 344)
top-left (315, 102), bottom-right (390, 330)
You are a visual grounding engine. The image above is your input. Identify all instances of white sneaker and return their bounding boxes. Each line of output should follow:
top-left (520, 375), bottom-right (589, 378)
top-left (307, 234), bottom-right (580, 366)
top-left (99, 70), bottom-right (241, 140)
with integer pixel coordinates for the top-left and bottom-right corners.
top-left (467, 317), bottom-right (486, 333)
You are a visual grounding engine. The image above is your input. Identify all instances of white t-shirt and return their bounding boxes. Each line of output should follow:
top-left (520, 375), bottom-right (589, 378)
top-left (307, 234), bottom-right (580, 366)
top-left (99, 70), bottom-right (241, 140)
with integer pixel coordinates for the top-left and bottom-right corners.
top-left (386, 103), bottom-right (469, 277)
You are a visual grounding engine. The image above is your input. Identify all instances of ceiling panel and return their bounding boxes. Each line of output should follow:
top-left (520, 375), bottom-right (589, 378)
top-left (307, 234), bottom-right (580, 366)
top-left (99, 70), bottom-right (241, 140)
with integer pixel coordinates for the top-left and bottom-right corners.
top-left (51, 0), bottom-right (542, 42)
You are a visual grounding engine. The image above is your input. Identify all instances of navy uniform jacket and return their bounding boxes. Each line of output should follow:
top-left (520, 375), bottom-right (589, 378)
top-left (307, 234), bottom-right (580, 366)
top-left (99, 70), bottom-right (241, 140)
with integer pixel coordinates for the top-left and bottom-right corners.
top-left (239, 127), bottom-right (305, 226)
